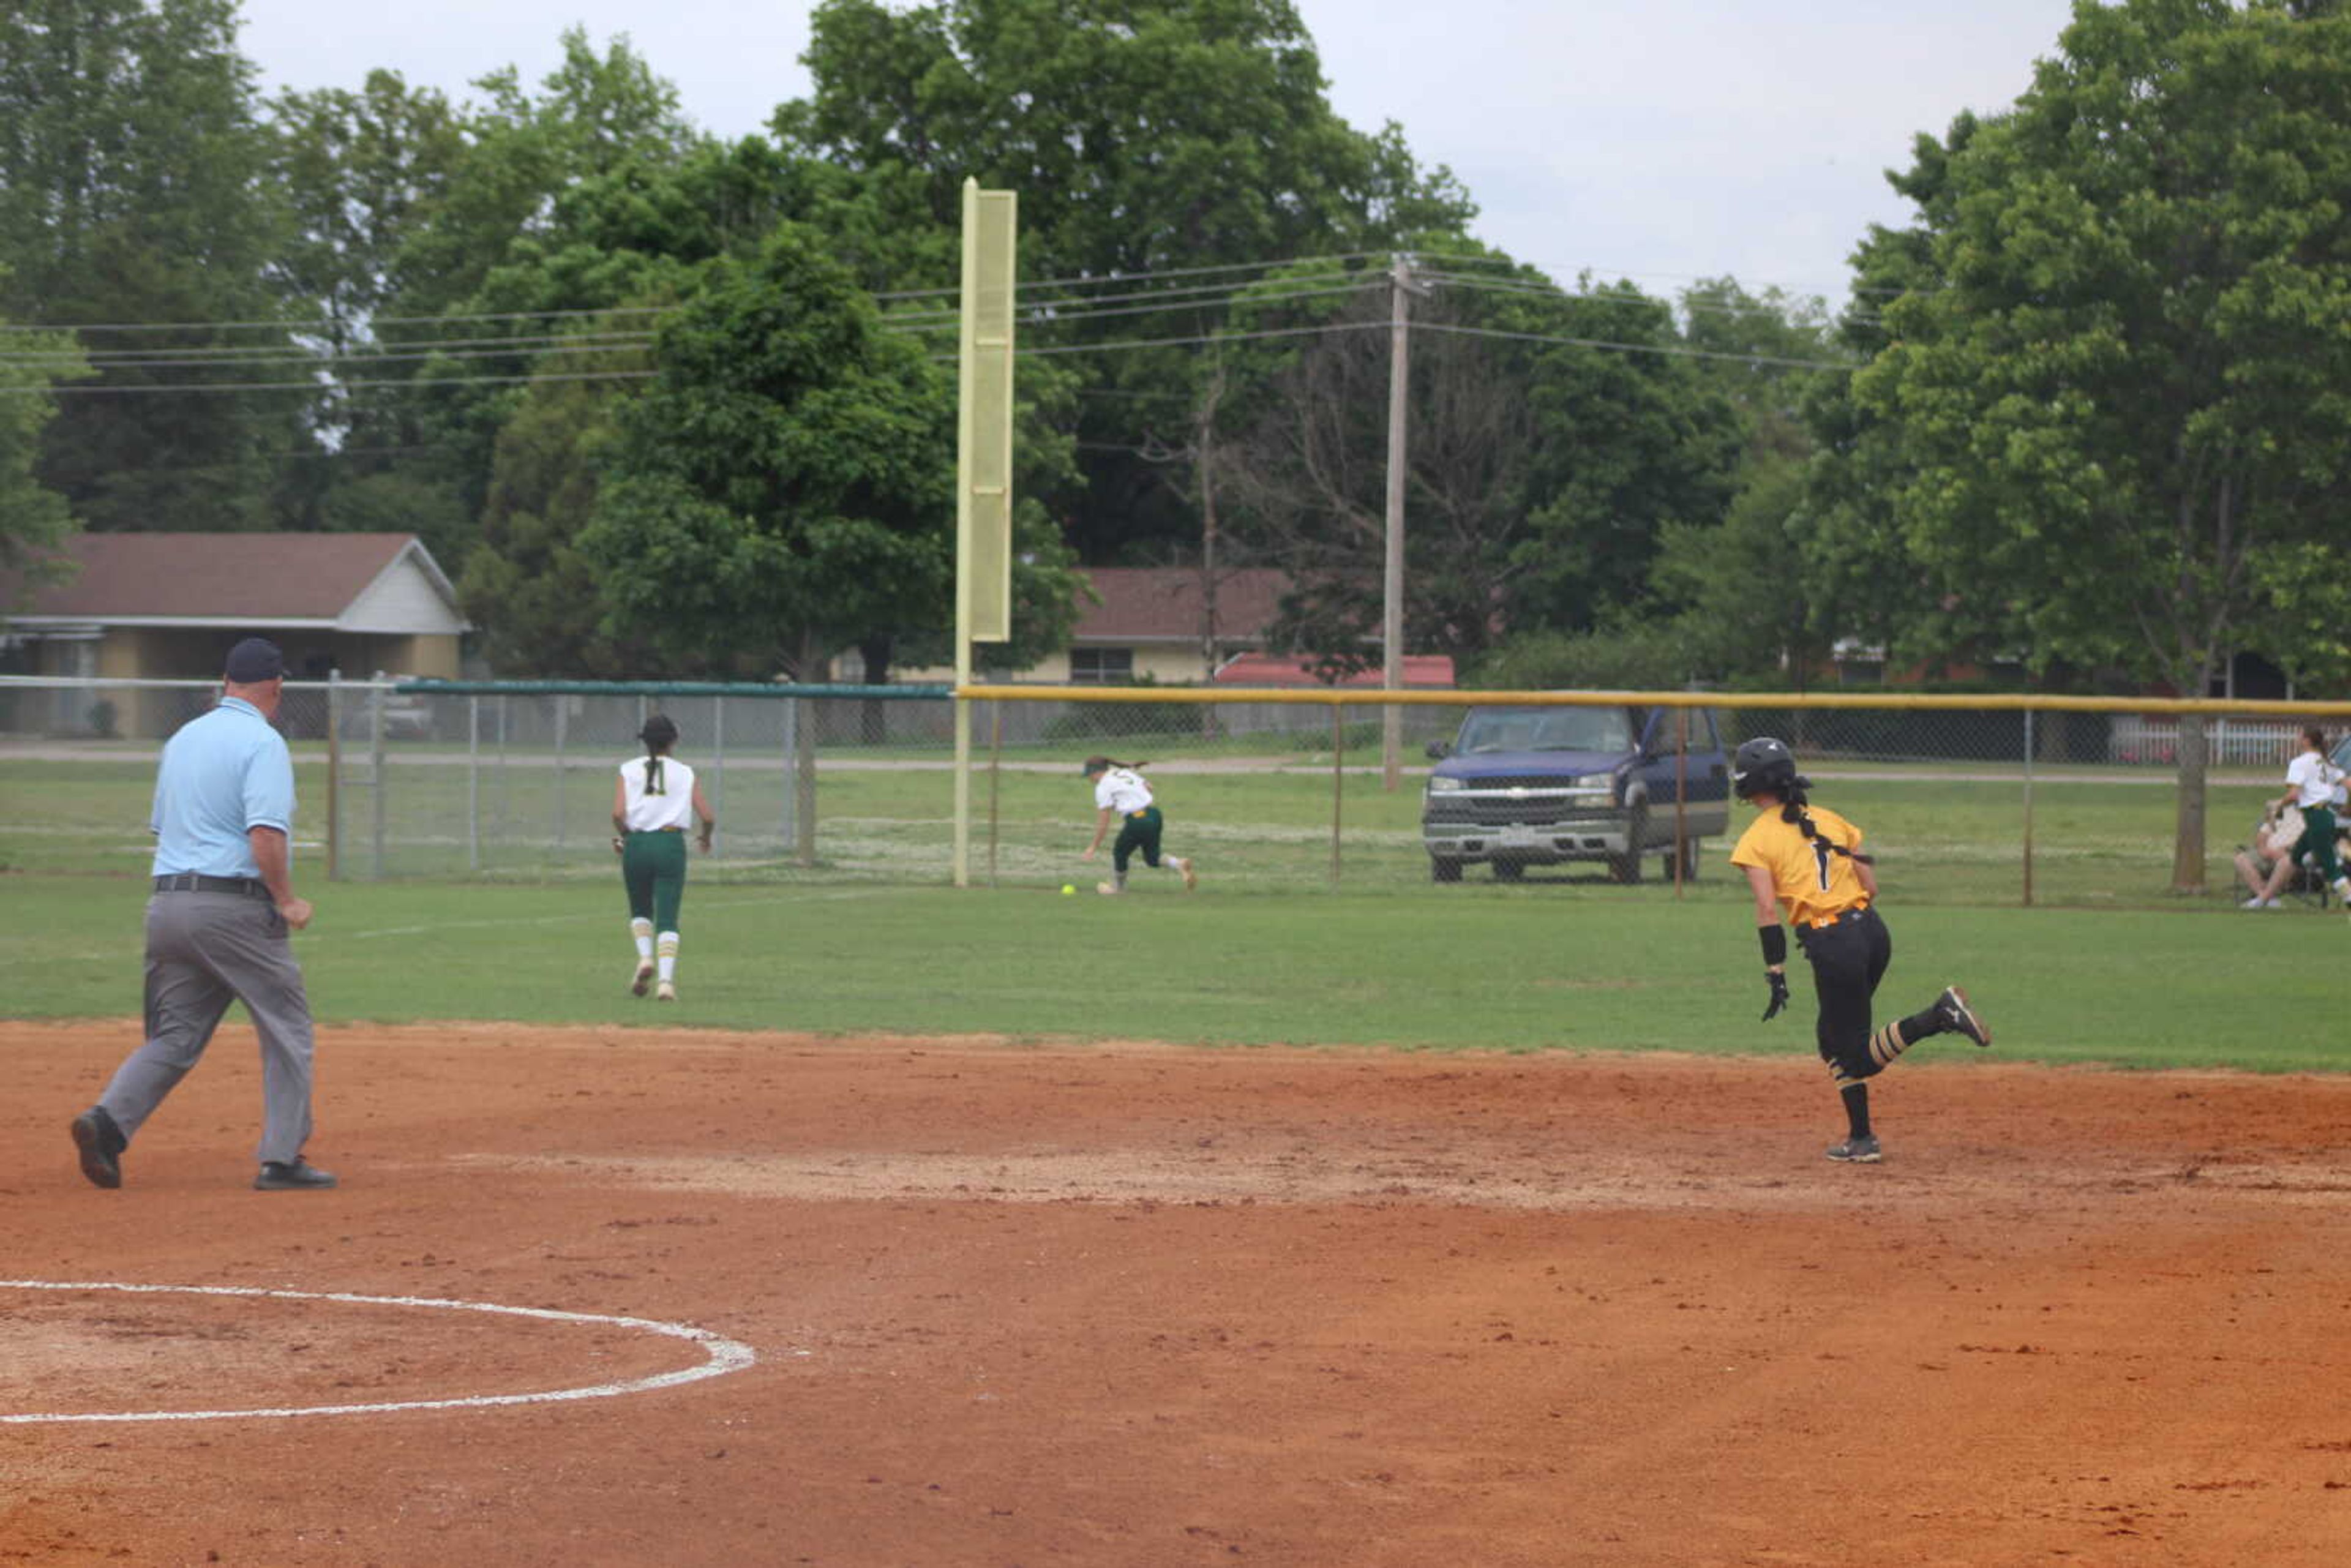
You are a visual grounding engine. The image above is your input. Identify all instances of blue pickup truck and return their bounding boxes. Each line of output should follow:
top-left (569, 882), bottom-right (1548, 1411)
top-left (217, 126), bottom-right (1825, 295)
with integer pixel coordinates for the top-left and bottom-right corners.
top-left (1420, 702), bottom-right (1732, 883)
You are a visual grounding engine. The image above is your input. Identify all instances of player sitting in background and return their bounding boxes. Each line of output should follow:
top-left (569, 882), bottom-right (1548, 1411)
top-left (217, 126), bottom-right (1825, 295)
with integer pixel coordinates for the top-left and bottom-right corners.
top-left (2243, 728), bottom-right (2351, 912)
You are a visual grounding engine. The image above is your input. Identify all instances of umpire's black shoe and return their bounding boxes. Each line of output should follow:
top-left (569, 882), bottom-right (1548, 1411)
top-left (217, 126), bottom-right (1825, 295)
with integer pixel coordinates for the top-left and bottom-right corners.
top-left (254, 1158), bottom-right (337, 1191)
top-left (70, 1106), bottom-right (127, 1190)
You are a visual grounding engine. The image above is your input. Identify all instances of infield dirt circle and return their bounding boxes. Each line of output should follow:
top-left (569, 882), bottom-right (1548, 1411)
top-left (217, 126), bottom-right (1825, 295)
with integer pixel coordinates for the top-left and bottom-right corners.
top-left (4, 1018), bottom-right (2350, 1566)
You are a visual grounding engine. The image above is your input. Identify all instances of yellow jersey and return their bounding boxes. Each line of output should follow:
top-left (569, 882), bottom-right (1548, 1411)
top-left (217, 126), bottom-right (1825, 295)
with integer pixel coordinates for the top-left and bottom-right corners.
top-left (1730, 803), bottom-right (1869, 929)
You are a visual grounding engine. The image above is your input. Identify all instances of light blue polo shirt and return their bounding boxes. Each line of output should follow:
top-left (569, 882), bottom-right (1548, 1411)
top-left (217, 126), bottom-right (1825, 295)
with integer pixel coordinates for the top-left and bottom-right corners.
top-left (149, 697), bottom-right (297, 879)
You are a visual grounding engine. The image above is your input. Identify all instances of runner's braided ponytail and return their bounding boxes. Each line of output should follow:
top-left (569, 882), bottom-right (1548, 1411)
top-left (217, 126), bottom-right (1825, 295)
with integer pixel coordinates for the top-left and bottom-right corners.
top-left (1780, 778), bottom-right (1875, 866)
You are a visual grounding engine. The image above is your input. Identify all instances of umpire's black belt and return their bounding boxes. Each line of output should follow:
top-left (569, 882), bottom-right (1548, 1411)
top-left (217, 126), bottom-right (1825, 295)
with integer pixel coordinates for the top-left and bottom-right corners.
top-left (1795, 906), bottom-right (1869, 934)
top-left (152, 873), bottom-right (271, 899)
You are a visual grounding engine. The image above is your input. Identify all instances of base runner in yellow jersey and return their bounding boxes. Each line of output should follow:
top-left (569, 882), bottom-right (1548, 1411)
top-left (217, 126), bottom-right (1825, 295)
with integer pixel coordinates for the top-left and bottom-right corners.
top-left (1727, 737), bottom-right (1992, 1164)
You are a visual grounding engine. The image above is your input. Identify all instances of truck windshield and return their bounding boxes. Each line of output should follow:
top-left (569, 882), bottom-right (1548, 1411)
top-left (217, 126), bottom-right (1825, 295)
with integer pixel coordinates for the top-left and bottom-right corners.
top-left (1456, 708), bottom-right (1635, 754)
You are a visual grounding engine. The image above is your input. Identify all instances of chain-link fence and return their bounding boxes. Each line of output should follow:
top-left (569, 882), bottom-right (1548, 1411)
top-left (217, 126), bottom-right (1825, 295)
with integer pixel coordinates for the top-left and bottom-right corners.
top-left (956, 688), bottom-right (2351, 910)
top-left (5, 675), bottom-right (2347, 909)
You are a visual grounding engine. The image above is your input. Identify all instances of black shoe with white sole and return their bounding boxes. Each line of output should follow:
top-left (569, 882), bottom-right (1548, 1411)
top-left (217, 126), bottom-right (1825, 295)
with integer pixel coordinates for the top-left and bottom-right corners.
top-left (1937, 986), bottom-right (1993, 1048)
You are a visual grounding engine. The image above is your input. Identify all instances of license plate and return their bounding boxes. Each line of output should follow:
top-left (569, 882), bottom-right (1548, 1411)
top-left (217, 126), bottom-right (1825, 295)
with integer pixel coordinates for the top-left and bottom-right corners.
top-left (1499, 825), bottom-right (1540, 847)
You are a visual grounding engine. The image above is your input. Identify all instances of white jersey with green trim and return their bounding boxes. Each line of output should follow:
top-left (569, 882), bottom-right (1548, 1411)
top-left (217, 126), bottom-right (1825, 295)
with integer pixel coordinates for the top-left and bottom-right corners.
top-left (2287, 750), bottom-right (2345, 811)
top-left (1093, 767), bottom-right (1154, 816)
top-left (620, 755), bottom-right (697, 831)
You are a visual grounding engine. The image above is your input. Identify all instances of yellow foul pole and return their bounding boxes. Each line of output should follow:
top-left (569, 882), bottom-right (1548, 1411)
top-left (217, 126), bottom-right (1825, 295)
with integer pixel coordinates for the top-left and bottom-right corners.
top-left (953, 179), bottom-right (1017, 887)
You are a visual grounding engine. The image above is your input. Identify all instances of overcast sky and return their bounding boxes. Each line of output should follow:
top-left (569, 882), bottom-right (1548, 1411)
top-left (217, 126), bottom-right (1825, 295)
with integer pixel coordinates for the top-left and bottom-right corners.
top-left (230, 0), bottom-right (2083, 306)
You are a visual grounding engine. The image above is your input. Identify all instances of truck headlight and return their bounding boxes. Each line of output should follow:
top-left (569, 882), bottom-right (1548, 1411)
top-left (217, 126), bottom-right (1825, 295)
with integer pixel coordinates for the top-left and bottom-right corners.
top-left (1426, 776), bottom-right (1463, 793)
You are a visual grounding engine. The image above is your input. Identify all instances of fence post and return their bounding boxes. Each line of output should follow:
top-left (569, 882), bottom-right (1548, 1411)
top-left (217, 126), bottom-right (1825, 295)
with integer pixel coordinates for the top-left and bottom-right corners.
top-left (1674, 708), bottom-right (1689, 898)
top-left (780, 694), bottom-right (797, 852)
top-left (554, 696), bottom-right (568, 853)
top-left (467, 694), bottom-right (481, 874)
top-left (1330, 703), bottom-right (1344, 889)
top-left (325, 670), bottom-right (342, 882)
top-left (986, 699), bottom-right (1003, 887)
top-left (368, 673), bottom-right (386, 881)
top-left (793, 695), bottom-right (818, 868)
top-left (2022, 709), bottom-right (2036, 908)
top-left (496, 695), bottom-right (510, 866)
top-left (711, 693), bottom-right (725, 857)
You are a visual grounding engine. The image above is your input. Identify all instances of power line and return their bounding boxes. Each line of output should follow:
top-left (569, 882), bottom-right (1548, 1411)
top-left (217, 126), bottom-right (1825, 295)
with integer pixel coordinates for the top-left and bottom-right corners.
top-left (981, 315), bottom-right (1852, 372)
top-left (1408, 320), bottom-right (1853, 372)
top-left (4, 315), bottom-right (1855, 387)
top-left (1012, 320), bottom-right (1371, 358)
top-left (874, 250), bottom-right (1389, 302)
top-left (0, 342), bottom-right (657, 375)
top-left (0, 304), bottom-right (672, 337)
top-left (0, 249), bottom-right (1876, 344)
top-left (1420, 268), bottom-right (1875, 322)
top-left (1412, 249), bottom-right (1897, 302)
top-left (0, 329), bottom-right (659, 366)
top-left (880, 268), bottom-right (1384, 326)
top-left (1, 369), bottom-right (660, 396)
top-left (885, 277), bottom-right (1383, 334)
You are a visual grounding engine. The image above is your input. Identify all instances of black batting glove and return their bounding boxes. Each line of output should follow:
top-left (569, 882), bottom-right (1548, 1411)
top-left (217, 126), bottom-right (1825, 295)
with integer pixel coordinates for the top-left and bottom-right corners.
top-left (1761, 969), bottom-right (1790, 1022)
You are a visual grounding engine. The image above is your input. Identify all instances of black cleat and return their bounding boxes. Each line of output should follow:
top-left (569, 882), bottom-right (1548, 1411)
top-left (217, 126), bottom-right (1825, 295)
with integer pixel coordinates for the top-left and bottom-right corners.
top-left (71, 1106), bottom-right (126, 1190)
top-left (255, 1158), bottom-right (338, 1191)
top-left (1938, 985), bottom-right (1993, 1048)
top-left (1825, 1135), bottom-right (1881, 1164)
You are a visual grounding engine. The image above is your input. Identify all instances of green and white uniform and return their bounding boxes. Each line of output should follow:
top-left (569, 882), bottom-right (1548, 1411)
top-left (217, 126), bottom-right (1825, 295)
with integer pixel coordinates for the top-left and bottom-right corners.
top-left (620, 753), bottom-right (696, 932)
top-left (2284, 749), bottom-right (2348, 887)
top-left (1095, 765), bottom-right (1167, 875)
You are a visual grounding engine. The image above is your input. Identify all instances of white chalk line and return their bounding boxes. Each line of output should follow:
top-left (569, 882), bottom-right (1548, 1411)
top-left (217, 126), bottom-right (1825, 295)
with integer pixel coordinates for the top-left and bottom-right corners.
top-left (0, 1279), bottom-right (762, 1424)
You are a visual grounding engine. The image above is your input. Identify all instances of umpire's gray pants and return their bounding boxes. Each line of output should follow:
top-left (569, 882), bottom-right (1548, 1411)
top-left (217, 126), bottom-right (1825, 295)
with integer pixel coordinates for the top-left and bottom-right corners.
top-left (102, 891), bottom-right (316, 1165)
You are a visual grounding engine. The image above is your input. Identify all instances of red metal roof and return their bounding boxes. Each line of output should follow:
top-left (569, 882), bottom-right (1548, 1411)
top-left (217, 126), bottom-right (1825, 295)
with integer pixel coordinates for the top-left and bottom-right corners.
top-left (6, 532), bottom-right (433, 620)
top-left (1074, 567), bottom-right (1289, 643)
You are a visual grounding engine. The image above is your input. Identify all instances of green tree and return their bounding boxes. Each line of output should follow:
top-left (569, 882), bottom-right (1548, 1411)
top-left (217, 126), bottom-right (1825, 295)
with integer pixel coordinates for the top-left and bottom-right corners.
top-left (269, 71), bottom-right (467, 350)
top-left (0, 0), bottom-right (301, 533)
top-left (454, 374), bottom-right (696, 677)
top-left (295, 30), bottom-right (708, 554)
top-left (779, 0), bottom-right (1474, 563)
top-left (1625, 280), bottom-right (1851, 688)
top-left (1851, 0), bottom-right (2351, 887)
top-left (0, 309), bottom-right (88, 601)
top-left (447, 139), bottom-right (965, 677)
top-left (1208, 255), bottom-right (1742, 672)
top-left (266, 71), bottom-right (468, 530)
top-left (578, 227), bottom-right (961, 678)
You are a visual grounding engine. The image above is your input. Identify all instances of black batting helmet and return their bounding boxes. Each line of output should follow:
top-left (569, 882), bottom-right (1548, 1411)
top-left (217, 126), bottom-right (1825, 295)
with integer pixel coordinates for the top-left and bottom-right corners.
top-left (1732, 735), bottom-right (1799, 800)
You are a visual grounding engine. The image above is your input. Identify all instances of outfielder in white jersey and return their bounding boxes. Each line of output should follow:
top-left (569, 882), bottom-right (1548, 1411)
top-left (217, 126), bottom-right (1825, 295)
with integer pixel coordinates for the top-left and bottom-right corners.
top-left (610, 713), bottom-right (716, 1000)
top-left (1079, 755), bottom-right (1198, 895)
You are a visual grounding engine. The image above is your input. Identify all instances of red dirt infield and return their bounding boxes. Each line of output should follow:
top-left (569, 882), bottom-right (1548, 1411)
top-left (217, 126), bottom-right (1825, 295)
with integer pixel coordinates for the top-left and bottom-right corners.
top-left (4, 1018), bottom-right (2350, 1567)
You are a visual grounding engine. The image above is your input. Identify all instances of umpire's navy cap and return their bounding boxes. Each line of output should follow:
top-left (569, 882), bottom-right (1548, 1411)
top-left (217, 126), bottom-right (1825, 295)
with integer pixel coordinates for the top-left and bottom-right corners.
top-left (223, 637), bottom-right (285, 683)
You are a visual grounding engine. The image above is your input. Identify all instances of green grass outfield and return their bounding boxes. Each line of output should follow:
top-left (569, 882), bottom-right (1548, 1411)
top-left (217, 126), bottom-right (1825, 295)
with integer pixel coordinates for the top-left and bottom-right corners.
top-left (6, 871), bottom-right (2345, 1075)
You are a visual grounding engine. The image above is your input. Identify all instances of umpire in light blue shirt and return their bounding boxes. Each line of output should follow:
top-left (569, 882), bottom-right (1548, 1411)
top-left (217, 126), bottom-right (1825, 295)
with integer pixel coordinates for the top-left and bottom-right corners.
top-left (70, 636), bottom-right (336, 1192)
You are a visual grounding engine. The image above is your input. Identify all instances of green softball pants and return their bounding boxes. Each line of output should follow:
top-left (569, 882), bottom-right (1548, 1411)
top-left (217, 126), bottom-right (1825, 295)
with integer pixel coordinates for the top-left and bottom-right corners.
top-left (622, 830), bottom-right (688, 931)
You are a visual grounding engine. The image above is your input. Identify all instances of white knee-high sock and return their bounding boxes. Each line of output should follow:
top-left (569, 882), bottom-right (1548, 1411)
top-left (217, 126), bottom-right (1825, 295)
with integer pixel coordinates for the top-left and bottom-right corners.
top-left (657, 931), bottom-right (679, 981)
top-left (631, 918), bottom-right (654, 960)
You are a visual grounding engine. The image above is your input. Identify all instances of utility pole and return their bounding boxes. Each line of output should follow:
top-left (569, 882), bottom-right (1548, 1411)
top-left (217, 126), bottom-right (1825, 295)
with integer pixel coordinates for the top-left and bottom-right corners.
top-left (1381, 253), bottom-right (1420, 791)
top-left (1196, 358), bottom-right (1226, 691)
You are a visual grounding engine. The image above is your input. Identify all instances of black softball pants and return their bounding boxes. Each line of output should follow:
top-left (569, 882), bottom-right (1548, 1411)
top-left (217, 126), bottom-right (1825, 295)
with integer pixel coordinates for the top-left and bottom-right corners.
top-left (1800, 906), bottom-right (1892, 1081)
